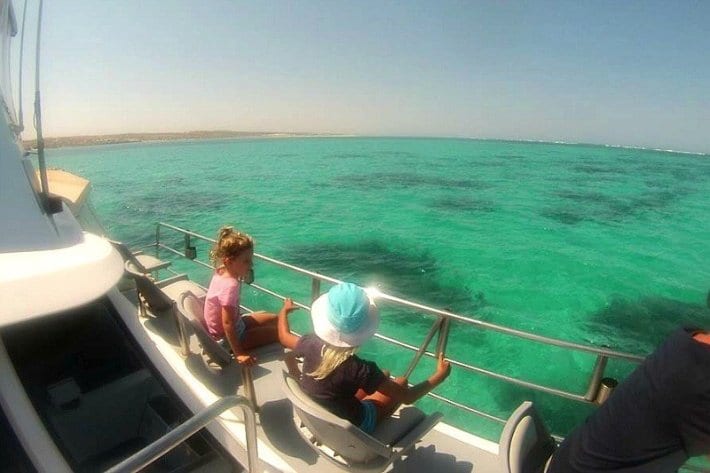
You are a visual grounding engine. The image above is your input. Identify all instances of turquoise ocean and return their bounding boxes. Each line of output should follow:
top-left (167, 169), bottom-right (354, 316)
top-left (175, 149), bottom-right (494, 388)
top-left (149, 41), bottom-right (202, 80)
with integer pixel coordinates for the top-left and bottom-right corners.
top-left (47, 137), bottom-right (710, 440)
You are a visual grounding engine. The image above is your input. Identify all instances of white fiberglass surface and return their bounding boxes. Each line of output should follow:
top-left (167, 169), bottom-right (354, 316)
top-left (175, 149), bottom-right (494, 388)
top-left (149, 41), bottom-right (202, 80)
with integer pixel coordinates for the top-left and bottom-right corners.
top-left (0, 232), bottom-right (123, 324)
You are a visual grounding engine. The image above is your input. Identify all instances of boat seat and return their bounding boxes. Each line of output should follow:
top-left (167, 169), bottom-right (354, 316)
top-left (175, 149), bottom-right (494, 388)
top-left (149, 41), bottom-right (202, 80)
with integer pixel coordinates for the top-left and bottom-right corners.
top-left (176, 290), bottom-right (283, 411)
top-left (177, 290), bottom-right (231, 366)
top-left (176, 290), bottom-right (284, 365)
top-left (499, 401), bottom-right (556, 473)
top-left (280, 370), bottom-right (442, 473)
top-left (110, 239), bottom-right (171, 275)
top-left (124, 264), bottom-right (205, 318)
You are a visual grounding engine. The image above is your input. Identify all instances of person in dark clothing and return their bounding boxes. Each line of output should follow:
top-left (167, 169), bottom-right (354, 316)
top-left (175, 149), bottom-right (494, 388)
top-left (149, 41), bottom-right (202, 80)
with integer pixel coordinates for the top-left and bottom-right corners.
top-left (548, 327), bottom-right (710, 473)
top-left (276, 282), bottom-right (451, 433)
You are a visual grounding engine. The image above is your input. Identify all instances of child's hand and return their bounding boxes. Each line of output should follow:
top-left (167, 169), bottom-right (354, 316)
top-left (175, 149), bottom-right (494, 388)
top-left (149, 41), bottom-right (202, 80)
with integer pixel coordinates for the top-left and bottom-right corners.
top-left (432, 353), bottom-right (451, 384)
top-left (235, 354), bottom-right (255, 366)
top-left (283, 298), bottom-right (298, 314)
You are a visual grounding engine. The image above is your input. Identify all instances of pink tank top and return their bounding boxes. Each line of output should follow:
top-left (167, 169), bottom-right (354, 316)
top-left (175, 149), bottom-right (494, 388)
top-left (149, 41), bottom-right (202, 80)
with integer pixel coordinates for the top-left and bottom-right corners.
top-left (203, 271), bottom-right (240, 339)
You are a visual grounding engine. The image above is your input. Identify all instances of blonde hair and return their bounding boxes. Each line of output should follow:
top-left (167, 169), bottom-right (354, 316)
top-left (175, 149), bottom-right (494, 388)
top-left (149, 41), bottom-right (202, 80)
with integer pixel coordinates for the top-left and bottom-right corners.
top-left (209, 226), bottom-right (254, 267)
top-left (308, 344), bottom-right (357, 380)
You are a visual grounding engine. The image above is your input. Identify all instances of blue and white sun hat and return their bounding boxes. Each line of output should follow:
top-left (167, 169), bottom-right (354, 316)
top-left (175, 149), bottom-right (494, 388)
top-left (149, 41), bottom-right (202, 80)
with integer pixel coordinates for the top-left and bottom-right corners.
top-left (311, 283), bottom-right (379, 348)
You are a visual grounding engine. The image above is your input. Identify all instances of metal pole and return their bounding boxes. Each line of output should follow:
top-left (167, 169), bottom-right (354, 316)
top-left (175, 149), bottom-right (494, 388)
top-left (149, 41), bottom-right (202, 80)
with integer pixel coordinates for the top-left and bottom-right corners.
top-left (184, 232), bottom-right (197, 259)
top-left (33, 0), bottom-right (50, 212)
top-left (404, 317), bottom-right (443, 378)
top-left (155, 223), bottom-right (161, 253)
top-left (241, 366), bottom-right (259, 414)
top-left (310, 278), bottom-right (321, 303)
top-left (105, 395), bottom-right (259, 473)
top-left (436, 317), bottom-right (451, 358)
top-left (16, 0), bottom-right (29, 131)
top-left (584, 355), bottom-right (608, 401)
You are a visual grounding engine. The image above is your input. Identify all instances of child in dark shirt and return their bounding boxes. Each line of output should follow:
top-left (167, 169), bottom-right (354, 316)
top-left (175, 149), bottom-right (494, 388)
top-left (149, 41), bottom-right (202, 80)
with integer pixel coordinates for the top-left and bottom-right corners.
top-left (277, 282), bottom-right (450, 433)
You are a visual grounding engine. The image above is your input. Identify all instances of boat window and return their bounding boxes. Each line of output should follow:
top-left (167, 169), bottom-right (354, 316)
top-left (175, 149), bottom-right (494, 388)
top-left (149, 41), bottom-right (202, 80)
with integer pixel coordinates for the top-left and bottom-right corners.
top-left (1, 299), bottom-right (238, 472)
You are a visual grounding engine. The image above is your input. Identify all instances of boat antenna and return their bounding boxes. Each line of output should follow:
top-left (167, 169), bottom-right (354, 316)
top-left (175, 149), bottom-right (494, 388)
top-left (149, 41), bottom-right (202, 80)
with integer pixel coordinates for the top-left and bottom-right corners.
top-left (16, 0), bottom-right (28, 132)
top-left (32, 0), bottom-right (50, 211)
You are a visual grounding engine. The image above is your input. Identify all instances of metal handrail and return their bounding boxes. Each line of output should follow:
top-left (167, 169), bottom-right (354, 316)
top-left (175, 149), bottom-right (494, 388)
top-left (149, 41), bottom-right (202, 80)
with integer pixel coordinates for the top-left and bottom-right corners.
top-left (104, 395), bottom-right (258, 473)
top-left (404, 317), bottom-right (444, 379)
top-left (372, 333), bottom-right (587, 403)
top-left (242, 285), bottom-right (602, 403)
top-left (151, 222), bottom-right (646, 413)
top-left (154, 222), bottom-right (643, 362)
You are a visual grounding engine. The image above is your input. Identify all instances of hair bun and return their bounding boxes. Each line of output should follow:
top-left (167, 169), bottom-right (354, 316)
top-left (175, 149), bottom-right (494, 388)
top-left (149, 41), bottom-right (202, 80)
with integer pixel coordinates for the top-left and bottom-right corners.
top-left (218, 226), bottom-right (234, 240)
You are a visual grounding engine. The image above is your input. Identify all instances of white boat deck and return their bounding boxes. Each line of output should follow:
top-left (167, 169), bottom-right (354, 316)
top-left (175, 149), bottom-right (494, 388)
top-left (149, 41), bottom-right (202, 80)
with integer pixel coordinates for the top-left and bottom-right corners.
top-left (112, 286), bottom-right (502, 473)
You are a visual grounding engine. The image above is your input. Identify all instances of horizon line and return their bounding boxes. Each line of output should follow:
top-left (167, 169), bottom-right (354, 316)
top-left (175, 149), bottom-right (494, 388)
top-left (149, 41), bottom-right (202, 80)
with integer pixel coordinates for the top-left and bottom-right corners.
top-left (22, 130), bottom-right (709, 156)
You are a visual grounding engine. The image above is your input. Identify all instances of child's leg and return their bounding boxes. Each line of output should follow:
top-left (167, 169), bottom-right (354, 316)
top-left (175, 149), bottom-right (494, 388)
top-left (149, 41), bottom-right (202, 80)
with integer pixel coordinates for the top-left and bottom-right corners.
top-left (241, 313), bottom-right (279, 350)
top-left (240, 326), bottom-right (279, 350)
top-left (362, 376), bottom-right (408, 421)
top-left (243, 311), bottom-right (277, 327)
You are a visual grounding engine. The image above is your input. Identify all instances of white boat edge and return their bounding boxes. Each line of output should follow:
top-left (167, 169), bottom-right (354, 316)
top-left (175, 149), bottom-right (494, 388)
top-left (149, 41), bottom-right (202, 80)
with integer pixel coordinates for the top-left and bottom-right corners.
top-left (0, 232), bottom-right (124, 324)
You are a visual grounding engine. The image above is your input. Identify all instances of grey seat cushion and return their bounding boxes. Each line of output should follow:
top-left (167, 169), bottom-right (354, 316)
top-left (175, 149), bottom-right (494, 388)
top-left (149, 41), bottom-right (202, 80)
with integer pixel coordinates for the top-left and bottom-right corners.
top-left (372, 406), bottom-right (425, 447)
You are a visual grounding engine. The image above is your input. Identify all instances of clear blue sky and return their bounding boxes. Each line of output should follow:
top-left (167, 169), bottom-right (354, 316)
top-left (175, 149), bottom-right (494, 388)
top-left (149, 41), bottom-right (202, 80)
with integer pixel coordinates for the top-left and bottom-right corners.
top-left (15, 0), bottom-right (710, 153)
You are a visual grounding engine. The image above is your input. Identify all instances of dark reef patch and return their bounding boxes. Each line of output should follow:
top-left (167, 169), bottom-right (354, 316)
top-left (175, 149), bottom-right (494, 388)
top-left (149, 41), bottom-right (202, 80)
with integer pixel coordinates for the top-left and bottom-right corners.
top-left (572, 164), bottom-right (627, 175)
top-left (615, 156), bottom-right (641, 165)
top-left (636, 161), bottom-right (710, 183)
top-left (634, 190), bottom-right (677, 211)
top-left (585, 295), bottom-right (710, 351)
top-left (430, 197), bottom-right (496, 213)
top-left (281, 240), bottom-right (486, 322)
top-left (124, 190), bottom-right (230, 222)
top-left (670, 166), bottom-right (709, 183)
top-left (327, 153), bottom-right (368, 160)
top-left (333, 172), bottom-right (492, 191)
top-left (554, 190), bottom-right (616, 206)
top-left (495, 154), bottom-right (526, 161)
top-left (540, 208), bottom-right (585, 225)
top-left (327, 150), bottom-right (417, 161)
top-left (380, 150), bottom-right (418, 159)
top-left (465, 160), bottom-right (505, 168)
top-left (467, 154), bottom-right (527, 168)
top-left (543, 187), bottom-right (684, 225)
top-left (643, 178), bottom-right (670, 190)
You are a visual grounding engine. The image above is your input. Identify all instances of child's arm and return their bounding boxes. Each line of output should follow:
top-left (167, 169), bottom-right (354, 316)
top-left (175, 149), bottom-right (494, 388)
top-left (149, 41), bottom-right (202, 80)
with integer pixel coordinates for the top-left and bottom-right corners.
top-left (222, 306), bottom-right (254, 365)
top-left (377, 353), bottom-right (451, 404)
top-left (278, 298), bottom-right (300, 350)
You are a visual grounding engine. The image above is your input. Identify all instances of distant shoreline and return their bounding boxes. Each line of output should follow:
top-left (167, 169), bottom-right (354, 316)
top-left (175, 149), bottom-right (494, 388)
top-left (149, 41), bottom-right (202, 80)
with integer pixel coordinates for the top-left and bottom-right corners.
top-left (22, 130), bottom-right (341, 149)
top-left (21, 131), bottom-right (708, 156)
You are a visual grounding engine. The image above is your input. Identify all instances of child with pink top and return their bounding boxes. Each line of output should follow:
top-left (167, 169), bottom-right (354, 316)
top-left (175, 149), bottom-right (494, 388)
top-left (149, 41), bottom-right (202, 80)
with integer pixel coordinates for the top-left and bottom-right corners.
top-left (203, 226), bottom-right (279, 365)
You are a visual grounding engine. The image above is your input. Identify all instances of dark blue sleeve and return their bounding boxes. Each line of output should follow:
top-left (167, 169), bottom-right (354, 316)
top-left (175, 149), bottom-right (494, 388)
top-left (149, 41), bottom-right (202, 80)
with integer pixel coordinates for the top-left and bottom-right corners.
top-left (293, 335), bottom-right (307, 358)
top-left (351, 356), bottom-right (386, 395)
top-left (673, 335), bottom-right (710, 456)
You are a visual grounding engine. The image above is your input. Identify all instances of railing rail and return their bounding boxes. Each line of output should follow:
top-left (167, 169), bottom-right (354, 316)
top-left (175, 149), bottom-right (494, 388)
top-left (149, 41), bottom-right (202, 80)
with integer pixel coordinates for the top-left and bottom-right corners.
top-left (154, 223), bottom-right (643, 359)
top-left (104, 395), bottom-right (258, 473)
top-left (151, 222), bottom-right (646, 419)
